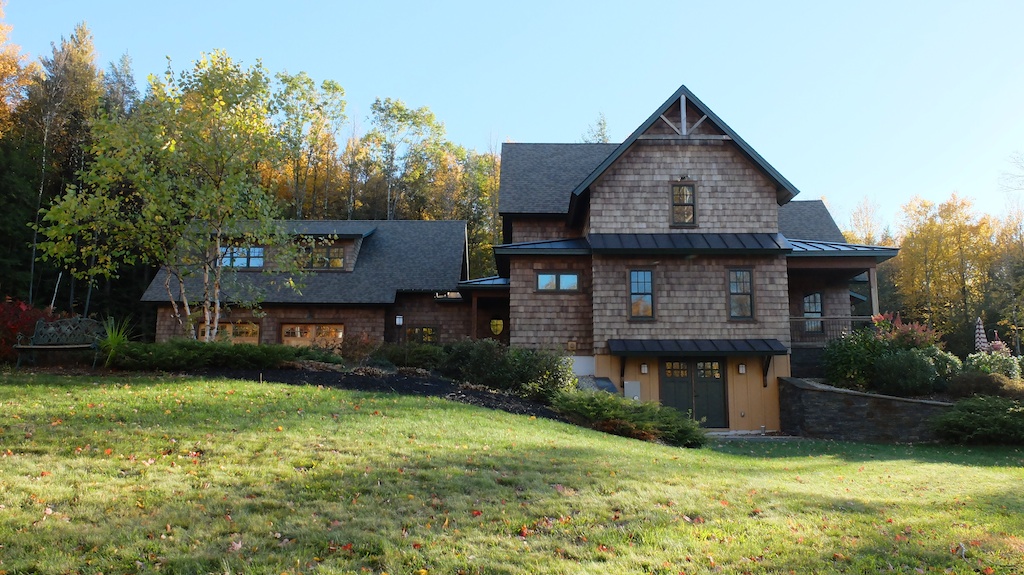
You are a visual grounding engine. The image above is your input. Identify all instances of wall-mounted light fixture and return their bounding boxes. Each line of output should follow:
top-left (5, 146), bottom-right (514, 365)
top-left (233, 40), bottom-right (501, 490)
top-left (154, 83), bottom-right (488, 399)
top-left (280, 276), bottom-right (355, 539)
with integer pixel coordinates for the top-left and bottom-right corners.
top-left (640, 363), bottom-right (649, 374)
top-left (738, 363), bottom-right (746, 374)
top-left (395, 315), bottom-right (404, 327)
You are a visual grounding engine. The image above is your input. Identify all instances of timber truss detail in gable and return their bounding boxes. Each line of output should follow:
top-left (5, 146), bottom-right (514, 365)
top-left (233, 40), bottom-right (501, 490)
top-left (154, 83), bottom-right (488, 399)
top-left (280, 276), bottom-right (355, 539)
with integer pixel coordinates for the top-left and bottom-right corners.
top-left (645, 94), bottom-right (732, 141)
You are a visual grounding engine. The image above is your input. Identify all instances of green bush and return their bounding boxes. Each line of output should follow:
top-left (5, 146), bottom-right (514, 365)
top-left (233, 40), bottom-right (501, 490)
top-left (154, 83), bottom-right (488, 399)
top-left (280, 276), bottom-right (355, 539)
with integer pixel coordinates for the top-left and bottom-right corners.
top-left (553, 390), bottom-right (706, 448)
top-left (372, 342), bottom-right (448, 371)
top-left (871, 348), bottom-right (937, 396)
top-left (438, 339), bottom-right (576, 403)
top-left (964, 352), bottom-right (1021, 379)
top-left (931, 396), bottom-right (1024, 444)
top-left (947, 371), bottom-right (1010, 399)
top-left (111, 339), bottom-right (300, 371)
top-left (919, 345), bottom-right (962, 390)
top-left (823, 329), bottom-right (891, 390)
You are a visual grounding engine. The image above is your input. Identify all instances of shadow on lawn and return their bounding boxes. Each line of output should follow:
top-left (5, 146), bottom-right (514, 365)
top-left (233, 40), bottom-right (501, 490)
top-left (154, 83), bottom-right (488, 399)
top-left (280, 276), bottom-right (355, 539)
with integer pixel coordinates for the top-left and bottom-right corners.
top-left (707, 437), bottom-right (1024, 468)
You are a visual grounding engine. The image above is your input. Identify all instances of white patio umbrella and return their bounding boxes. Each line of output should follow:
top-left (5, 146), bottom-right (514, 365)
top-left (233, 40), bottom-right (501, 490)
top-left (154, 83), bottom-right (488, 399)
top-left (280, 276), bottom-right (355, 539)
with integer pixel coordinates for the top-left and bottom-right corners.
top-left (975, 317), bottom-right (990, 352)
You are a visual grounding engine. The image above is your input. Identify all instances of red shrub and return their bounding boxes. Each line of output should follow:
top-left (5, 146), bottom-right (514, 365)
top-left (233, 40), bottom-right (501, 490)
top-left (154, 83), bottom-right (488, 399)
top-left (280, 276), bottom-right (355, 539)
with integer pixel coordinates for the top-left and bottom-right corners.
top-left (0, 299), bottom-right (56, 362)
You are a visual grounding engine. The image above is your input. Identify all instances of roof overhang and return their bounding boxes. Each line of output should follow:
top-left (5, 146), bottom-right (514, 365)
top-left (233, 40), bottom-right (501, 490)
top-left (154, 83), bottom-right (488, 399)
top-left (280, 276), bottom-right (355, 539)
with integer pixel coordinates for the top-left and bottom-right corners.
top-left (590, 233), bottom-right (792, 255)
top-left (608, 338), bottom-right (789, 357)
top-left (787, 238), bottom-right (898, 264)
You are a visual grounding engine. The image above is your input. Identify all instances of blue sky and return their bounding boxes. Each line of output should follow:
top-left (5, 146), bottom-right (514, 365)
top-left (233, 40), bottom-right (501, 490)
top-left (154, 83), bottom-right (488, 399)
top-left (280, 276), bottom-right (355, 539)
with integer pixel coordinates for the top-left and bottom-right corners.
top-left (7, 0), bottom-right (1024, 232)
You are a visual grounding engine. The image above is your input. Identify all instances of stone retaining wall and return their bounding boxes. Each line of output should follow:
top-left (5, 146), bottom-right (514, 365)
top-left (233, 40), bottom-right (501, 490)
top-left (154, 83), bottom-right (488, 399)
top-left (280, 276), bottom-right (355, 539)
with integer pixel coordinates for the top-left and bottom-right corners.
top-left (779, 377), bottom-right (953, 443)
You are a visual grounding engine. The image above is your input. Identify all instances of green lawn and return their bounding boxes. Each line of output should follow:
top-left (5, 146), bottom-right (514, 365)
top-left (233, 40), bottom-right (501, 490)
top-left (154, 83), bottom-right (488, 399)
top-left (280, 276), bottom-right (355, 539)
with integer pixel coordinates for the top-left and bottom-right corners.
top-left (1, 372), bottom-right (1022, 574)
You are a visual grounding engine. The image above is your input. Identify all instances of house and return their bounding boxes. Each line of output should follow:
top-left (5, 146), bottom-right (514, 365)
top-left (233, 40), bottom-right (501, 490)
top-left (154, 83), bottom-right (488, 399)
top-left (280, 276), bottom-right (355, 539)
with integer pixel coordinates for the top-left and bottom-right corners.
top-left (142, 220), bottom-right (509, 348)
top-left (486, 84), bottom-right (896, 431)
top-left (142, 84), bottom-right (896, 432)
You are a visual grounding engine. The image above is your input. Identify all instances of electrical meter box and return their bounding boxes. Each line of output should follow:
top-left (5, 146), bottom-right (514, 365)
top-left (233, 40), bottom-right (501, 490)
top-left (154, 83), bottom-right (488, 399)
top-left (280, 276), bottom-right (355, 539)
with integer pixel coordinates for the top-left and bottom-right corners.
top-left (623, 381), bottom-right (641, 401)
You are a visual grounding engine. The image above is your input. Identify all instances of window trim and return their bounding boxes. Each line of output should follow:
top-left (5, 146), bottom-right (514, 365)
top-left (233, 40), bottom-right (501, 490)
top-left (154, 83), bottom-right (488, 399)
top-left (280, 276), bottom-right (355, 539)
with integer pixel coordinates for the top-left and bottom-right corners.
top-left (406, 326), bottom-right (437, 343)
top-left (727, 268), bottom-right (754, 321)
top-left (629, 269), bottom-right (655, 320)
top-left (803, 292), bottom-right (823, 333)
top-left (670, 180), bottom-right (698, 228)
top-left (535, 271), bottom-right (580, 293)
top-left (218, 246), bottom-right (264, 268)
top-left (305, 244), bottom-right (346, 270)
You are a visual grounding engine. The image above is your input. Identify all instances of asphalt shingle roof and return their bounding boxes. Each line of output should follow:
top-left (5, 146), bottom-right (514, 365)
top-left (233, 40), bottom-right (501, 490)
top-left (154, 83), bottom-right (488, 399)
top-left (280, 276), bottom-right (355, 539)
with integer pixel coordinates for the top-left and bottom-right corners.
top-left (778, 200), bottom-right (847, 242)
top-left (498, 143), bottom-right (618, 215)
top-left (141, 220), bottom-right (467, 305)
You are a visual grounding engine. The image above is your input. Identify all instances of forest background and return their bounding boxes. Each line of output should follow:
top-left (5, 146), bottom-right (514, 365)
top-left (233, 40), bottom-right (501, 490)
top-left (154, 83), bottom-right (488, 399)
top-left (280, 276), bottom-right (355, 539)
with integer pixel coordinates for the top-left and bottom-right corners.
top-left (1, 10), bottom-right (1023, 358)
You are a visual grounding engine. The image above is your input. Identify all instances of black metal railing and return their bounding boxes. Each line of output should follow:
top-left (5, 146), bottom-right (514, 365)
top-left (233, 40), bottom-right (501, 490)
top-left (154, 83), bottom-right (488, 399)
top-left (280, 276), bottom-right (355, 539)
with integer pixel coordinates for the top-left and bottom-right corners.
top-left (789, 316), bottom-right (873, 347)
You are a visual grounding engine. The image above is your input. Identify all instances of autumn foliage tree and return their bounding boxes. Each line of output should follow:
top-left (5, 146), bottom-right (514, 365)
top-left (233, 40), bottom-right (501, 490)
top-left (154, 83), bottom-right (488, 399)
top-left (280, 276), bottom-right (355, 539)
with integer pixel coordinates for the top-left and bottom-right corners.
top-left (892, 194), bottom-right (996, 354)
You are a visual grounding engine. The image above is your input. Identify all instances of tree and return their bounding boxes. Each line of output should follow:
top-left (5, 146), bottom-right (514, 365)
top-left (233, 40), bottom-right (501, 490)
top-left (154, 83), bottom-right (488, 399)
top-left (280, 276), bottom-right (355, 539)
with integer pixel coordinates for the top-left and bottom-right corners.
top-left (37, 50), bottom-right (294, 340)
top-left (273, 71), bottom-right (345, 219)
top-left (101, 52), bottom-right (137, 118)
top-left (363, 97), bottom-right (444, 220)
top-left (893, 194), bottom-right (995, 353)
top-left (582, 112), bottom-right (610, 143)
top-left (22, 21), bottom-right (103, 306)
top-left (0, 2), bottom-right (34, 138)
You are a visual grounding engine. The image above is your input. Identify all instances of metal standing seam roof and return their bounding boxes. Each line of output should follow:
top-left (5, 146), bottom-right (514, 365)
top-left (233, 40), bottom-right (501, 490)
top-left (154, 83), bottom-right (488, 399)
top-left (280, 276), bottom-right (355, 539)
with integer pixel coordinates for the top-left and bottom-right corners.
top-left (141, 220), bottom-right (469, 305)
top-left (607, 338), bottom-right (789, 356)
top-left (491, 237), bottom-right (592, 255)
top-left (788, 239), bottom-right (899, 263)
top-left (458, 276), bottom-right (510, 290)
top-left (589, 233), bottom-right (792, 254)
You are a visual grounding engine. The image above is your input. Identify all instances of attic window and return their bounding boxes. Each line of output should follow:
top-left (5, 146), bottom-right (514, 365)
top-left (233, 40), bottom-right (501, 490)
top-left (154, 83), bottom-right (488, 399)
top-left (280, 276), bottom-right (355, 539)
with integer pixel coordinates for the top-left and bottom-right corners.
top-left (671, 181), bottom-right (697, 227)
top-left (306, 245), bottom-right (345, 269)
top-left (219, 246), bottom-right (264, 268)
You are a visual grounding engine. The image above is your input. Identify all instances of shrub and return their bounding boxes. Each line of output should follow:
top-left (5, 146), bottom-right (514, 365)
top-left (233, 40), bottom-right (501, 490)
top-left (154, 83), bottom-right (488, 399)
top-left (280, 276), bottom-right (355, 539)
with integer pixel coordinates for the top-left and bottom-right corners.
top-left (111, 339), bottom-right (300, 371)
top-left (919, 345), bottom-right (962, 390)
top-left (947, 371), bottom-right (1011, 399)
top-left (872, 312), bottom-right (942, 350)
top-left (372, 342), bottom-right (448, 371)
top-left (964, 351), bottom-right (1021, 379)
top-left (0, 299), bottom-right (56, 363)
top-left (931, 396), bottom-right (1024, 444)
top-left (823, 328), bottom-right (890, 389)
top-left (871, 348), bottom-right (936, 396)
top-left (552, 389), bottom-right (706, 448)
top-left (437, 339), bottom-right (577, 403)
top-left (511, 347), bottom-right (578, 403)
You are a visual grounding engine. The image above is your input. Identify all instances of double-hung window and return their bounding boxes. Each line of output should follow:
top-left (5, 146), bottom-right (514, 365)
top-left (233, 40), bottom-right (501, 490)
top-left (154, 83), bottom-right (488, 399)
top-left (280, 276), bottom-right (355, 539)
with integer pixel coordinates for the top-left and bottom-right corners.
top-left (803, 292), bottom-right (823, 332)
top-left (671, 181), bottom-right (697, 226)
top-left (728, 269), bottom-right (754, 320)
top-left (630, 270), bottom-right (654, 319)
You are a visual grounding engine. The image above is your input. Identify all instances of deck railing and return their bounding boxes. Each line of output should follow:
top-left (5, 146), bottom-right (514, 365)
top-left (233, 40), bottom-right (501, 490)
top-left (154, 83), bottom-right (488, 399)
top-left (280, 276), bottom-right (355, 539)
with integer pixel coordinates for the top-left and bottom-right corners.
top-left (789, 316), bottom-right (874, 347)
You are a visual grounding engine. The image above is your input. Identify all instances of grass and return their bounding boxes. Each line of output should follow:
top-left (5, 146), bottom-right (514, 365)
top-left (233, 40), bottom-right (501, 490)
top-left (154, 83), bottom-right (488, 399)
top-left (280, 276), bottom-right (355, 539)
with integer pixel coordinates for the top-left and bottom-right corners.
top-left (1, 372), bottom-right (1022, 575)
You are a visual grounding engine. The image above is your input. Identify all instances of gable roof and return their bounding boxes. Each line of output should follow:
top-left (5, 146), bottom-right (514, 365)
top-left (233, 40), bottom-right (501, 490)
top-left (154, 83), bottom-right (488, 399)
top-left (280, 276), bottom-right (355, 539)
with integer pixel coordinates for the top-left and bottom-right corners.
top-left (778, 200), bottom-right (847, 242)
top-left (498, 143), bottom-right (618, 215)
top-left (567, 84), bottom-right (802, 221)
top-left (141, 220), bottom-right (468, 305)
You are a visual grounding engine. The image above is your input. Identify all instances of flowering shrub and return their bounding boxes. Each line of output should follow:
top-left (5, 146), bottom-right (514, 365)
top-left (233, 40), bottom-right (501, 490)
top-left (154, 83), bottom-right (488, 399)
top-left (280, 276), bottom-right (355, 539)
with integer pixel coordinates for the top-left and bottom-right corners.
top-left (871, 312), bottom-right (942, 350)
top-left (964, 351), bottom-right (1021, 379)
top-left (824, 313), bottom-right (954, 396)
top-left (0, 299), bottom-right (56, 363)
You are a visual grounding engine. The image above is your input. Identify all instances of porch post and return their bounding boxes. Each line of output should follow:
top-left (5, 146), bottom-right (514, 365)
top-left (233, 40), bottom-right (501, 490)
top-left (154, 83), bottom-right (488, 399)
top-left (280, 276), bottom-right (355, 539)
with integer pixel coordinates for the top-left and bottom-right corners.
top-left (471, 292), bottom-right (479, 340)
top-left (868, 266), bottom-right (880, 316)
